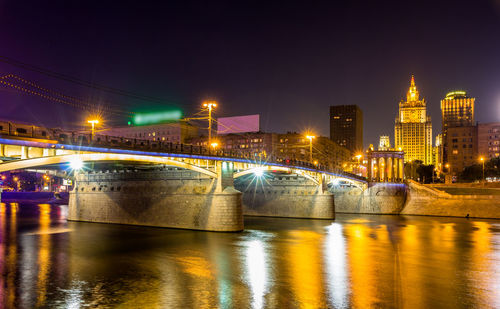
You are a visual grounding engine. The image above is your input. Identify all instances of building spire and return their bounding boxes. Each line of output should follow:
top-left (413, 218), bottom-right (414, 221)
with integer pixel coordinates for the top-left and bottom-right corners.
top-left (407, 74), bottom-right (419, 102)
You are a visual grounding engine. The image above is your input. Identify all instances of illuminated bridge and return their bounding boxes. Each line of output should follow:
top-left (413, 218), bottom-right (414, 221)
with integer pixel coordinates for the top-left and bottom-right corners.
top-left (0, 120), bottom-right (370, 231)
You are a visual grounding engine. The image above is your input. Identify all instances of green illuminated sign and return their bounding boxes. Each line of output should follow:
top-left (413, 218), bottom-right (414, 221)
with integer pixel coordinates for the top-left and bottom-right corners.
top-left (133, 110), bottom-right (183, 125)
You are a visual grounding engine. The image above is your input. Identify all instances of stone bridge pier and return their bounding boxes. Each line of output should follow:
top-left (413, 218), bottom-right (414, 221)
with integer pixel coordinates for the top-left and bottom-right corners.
top-left (234, 171), bottom-right (335, 219)
top-left (68, 162), bottom-right (243, 232)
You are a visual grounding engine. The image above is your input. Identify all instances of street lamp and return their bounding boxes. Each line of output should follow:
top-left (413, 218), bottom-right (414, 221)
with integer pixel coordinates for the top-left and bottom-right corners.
top-left (87, 119), bottom-right (99, 140)
top-left (306, 135), bottom-right (315, 163)
top-left (202, 101), bottom-right (217, 146)
top-left (211, 142), bottom-right (218, 150)
top-left (13, 176), bottom-right (19, 191)
top-left (480, 156), bottom-right (485, 182)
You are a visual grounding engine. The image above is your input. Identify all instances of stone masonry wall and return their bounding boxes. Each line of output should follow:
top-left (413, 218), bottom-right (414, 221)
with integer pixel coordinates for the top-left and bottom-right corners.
top-left (333, 183), bottom-right (407, 214)
top-left (235, 174), bottom-right (335, 219)
top-left (68, 169), bottom-right (243, 232)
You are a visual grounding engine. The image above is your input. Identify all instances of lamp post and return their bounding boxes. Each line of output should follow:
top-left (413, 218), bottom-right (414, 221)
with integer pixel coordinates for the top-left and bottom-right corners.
top-left (306, 135), bottom-right (315, 163)
top-left (87, 119), bottom-right (99, 141)
top-left (355, 154), bottom-right (362, 176)
top-left (203, 101), bottom-right (217, 146)
top-left (480, 156), bottom-right (485, 183)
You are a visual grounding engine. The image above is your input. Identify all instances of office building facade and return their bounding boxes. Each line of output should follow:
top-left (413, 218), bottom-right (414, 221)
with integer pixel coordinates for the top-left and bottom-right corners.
top-left (478, 122), bottom-right (500, 159)
top-left (440, 91), bottom-right (475, 164)
top-left (329, 105), bottom-right (363, 153)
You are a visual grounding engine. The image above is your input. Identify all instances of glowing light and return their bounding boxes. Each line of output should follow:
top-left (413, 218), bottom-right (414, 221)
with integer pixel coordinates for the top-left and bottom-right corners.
top-left (87, 119), bottom-right (99, 125)
top-left (245, 239), bottom-right (268, 309)
top-left (69, 157), bottom-right (83, 170)
top-left (133, 110), bottom-right (183, 125)
top-left (479, 156), bottom-right (484, 162)
top-left (202, 101), bottom-right (217, 108)
top-left (254, 167), bottom-right (264, 177)
top-left (211, 142), bottom-right (219, 149)
top-left (306, 135), bottom-right (315, 140)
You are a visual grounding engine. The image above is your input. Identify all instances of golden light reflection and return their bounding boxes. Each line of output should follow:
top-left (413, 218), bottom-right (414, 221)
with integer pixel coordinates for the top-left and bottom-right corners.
top-left (177, 256), bottom-right (214, 279)
top-left (399, 222), bottom-right (424, 308)
top-left (7, 203), bottom-right (17, 308)
top-left (176, 255), bottom-right (217, 308)
top-left (36, 204), bottom-right (51, 307)
top-left (470, 221), bottom-right (498, 307)
top-left (287, 230), bottom-right (326, 308)
top-left (0, 203), bottom-right (5, 306)
top-left (345, 223), bottom-right (377, 308)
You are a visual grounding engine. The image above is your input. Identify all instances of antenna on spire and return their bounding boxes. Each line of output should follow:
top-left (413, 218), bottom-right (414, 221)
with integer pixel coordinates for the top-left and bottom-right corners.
top-left (410, 75), bottom-right (415, 87)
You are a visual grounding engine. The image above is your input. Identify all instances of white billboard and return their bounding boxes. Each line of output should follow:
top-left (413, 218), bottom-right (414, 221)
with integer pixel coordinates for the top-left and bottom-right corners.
top-left (217, 114), bottom-right (260, 134)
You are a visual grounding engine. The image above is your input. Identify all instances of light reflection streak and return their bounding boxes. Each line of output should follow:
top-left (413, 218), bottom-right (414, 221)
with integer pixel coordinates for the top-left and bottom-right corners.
top-left (471, 221), bottom-right (499, 307)
top-left (176, 255), bottom-right (217, 308)
top-left (7, 203), bottom-right (17, 308)
top-left (245, 239), bottom-right (268, 309)
top-left (287, 230), bottom-right (325, 308)
top-left (345, 223), bottom-right (376, 308)
top-left (36, 204), bottom-right (51, 307)
top-left (0, 203), bottom-right (5, 306)
top-left (325, 223), bottom-right (348, 308)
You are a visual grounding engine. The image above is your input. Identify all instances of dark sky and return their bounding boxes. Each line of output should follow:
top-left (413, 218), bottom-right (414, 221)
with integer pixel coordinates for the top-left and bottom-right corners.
top-left (1, 0), bottom-right (499, 147)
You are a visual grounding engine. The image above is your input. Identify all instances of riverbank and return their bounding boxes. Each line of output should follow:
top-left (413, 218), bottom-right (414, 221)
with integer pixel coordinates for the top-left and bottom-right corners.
top-left (400, 181), bottom-right (500, 219)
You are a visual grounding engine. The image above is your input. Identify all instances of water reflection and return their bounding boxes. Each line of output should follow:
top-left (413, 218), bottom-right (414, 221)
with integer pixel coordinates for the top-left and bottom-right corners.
top-left (36, 204), bottom-right (51, 306)
top-left (325, 223), bottom-right (348, 308)
top-left (0, 204), bottom-right (498, 308)
top-left (245, 239), bottom-right (267, 308)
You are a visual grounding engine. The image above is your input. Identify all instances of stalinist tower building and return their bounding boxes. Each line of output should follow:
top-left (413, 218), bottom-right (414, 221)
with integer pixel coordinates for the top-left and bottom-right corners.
top-left (394, 76), bottom-right (433, 164)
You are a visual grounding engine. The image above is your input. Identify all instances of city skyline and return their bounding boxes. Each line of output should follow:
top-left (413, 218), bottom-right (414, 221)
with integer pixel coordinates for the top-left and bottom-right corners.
top-left (0, 1), bottom-right (499, 147)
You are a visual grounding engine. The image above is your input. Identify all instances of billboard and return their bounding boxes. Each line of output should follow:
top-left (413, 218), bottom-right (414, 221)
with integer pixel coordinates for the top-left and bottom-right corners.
top-left (217, 114), bottom-right (260, 134)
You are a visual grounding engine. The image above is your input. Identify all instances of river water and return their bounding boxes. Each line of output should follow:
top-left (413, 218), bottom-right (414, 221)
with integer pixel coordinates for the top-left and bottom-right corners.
top-left (0, 202), bottom-right (499, 308)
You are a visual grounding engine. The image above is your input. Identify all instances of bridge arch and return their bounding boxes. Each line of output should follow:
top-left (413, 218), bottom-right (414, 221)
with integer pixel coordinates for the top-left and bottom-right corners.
top-left (0, 153), bottom-right (217, 178)
top-left (328, 177), bottom-right (365, 190)
top-left (234, 165), bottom-right (320, 185)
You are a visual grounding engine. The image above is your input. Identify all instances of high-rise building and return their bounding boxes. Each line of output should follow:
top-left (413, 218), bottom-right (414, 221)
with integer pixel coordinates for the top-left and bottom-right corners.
top-left (394, 76), bottom-right (433, 164)
top-left (478, 122), bottom-right (500, 159)
top-left (329, 105), bottom-right (363, 153)
top-left (440, 91), bottom-right (475, 164)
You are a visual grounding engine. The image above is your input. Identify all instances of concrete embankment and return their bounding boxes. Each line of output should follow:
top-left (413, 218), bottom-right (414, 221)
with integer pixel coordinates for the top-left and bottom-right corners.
top-left (333, 183), bottom-right (407, 214)
top-left (400, 181), bottom-right (500, 219)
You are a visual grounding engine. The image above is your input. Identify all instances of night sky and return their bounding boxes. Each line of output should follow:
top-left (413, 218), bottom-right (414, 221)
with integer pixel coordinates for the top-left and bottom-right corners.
top-left (1, 0), bottom-right (499, 147)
